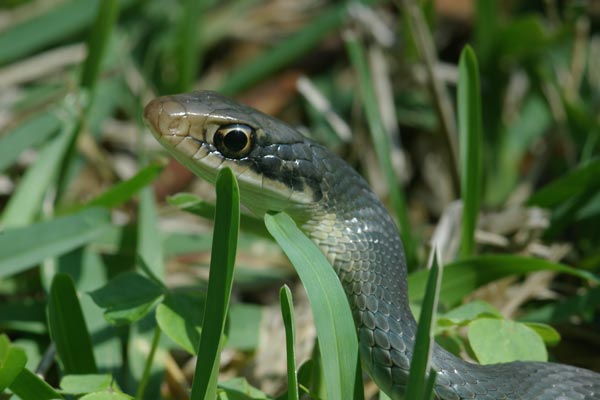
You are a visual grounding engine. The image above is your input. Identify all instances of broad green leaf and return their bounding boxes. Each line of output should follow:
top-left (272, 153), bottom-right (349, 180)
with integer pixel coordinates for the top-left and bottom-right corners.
top-left (156, 292), bottom-right (204, 355)
top-left (468, 318), bottom-right (547, 364)
top-left (522, 322), bottom-right (561, 346)
top-left (80, 392), bottom-right (133, 400)
top-left (60, 374), bottom-right (113, 394)
top-left (48, 274), bottom-right (97, 374)
top-left (9, 368), bottom-right (63, 400)
top-left (218, 378), bottom-right (270, 400)
top-left (0, 208), bottom-right (111, 279)
top-left (89, 272), bottom-right (165, 325)
top-left (265, 212), bottom-right (359, 400)
top-left (0, 334), bottom-right (28, 391)
top-left (279, 285), bottom-right (298, 400)
top-left (438, 300), bottom-right (501, 327)
top-left (457, 45), bottom-right (482, 258)
top-left (191, 168), bottom-right (240, 400)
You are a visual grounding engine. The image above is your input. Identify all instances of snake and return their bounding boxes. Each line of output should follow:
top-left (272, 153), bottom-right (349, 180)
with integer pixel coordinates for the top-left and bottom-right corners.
top-left (144, 90), bottom-right (600, 399)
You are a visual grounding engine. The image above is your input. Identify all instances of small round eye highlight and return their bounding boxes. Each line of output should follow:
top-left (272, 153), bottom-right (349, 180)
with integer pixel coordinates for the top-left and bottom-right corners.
top-left (213, 124), bottom-right (254, 158)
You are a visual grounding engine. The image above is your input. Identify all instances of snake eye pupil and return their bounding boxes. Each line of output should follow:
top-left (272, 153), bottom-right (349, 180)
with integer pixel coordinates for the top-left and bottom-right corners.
top-left (214, 124), bottom-right (254, 158)
top-left (224, 129), bottom-right (248, 152)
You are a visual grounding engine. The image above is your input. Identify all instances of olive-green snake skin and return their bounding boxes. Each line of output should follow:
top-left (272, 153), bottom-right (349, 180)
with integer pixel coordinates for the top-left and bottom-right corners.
top-left (145, 91), bottom-right (600, 399)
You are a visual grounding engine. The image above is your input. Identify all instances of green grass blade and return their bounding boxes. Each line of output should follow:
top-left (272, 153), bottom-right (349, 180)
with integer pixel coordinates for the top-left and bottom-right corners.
top-left (80, 0), bottom-right (120, 90)
top-left (167, 192), bottom-right (269, 238)
top-left (190, 167), bottom-right (240, 400)
top-left (0, 208), bottom-right (111, 279)
top-left (0, 111), bottom-right (61, 174)
top-left (135, 325), bottom-right (161, 400)
top-left (174, 0), bottom-right (206, 92)
top-left (264, 212), bottom-right (359, 400)
top-left (83, 164), bottom-right (163, 210)
top-left (1, 120), bottom-right (77, 228)
top-left (218, 2), bottom-right (359, 95)
top-left (47, 273), bottom-right (97, 374)
top-left (457, 45), bottom-right (483, 258)
top-left (408, 254), bottom-right (600, 309)
top-left (9, 368), bottom-right (63, 400)
top-left (527, 157), bottom-right (600, 207)
top-left (0, 0), bottom-right (101, 65)
top-left (424, 370), bottom-right (438, 400)
top-left (405, 252), bottom-right (441, 399)
top-left (474, 0), bottom-right (499, 67)
top-left (345, 32), bottom-right (417, 269)
top-left (137, 186), bottom-right (166, 281)
top-left (279, 285), bottom-right (299, 400)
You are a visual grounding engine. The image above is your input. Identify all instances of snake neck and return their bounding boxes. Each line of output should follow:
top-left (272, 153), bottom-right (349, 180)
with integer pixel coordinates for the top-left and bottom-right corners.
top-left (298, 152), bottom-right (419, 394)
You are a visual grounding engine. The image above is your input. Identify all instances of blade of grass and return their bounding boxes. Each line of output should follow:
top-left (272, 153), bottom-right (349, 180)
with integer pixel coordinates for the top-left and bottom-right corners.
top-left (527, 157), bottom-right (600, 207)
top-left (408, 254), bottom-right (600, 309)
top-left (167, 192), bottom-right (269, 238)
top-left (405, 252), bottom-right (442, 399)
top-left (47, 273), bottom-right (97, 374)
top-left (0, 111), bottom-right (61, 174)
top-left (265, 212), bottom-right (361, 400)
top-left (0, 207), bottom-right (111, 279)
top-left (55, 0), bottom-right (120, 202)
top-left (0, 0), bottom-right (101, 65)
top-left (80, 0), bottom-right (120, 91)
top-left (82, 164), bottom-right (163, 210)
top-left (218, 0), bottom-right (377, 95)
top-left (279, 285), bottom-right (299, 400)
top-left (457, 45), bottom-right (483, 258)
top-left (174, 0), bottom-right (206, 92)
top-left (1, 117), bottom-right (77, 228)
top-left (135, 325), bottom-right (161, 400)
top-left (190, 167), bottom-right (240, 400)
top-left (137, 187), bottom-right (166, 281)
top-left (345, 32), bottom-right (417, 269)
top-left (133, 184), bottom-right (166, 399)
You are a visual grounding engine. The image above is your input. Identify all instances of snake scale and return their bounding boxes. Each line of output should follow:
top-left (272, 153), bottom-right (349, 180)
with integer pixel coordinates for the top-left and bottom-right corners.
top-left (145, 91), bottom-right (600, 399)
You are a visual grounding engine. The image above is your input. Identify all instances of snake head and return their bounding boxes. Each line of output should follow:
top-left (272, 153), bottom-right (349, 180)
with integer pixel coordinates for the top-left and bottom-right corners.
top-left (144, 91), bottom-right (325, 219)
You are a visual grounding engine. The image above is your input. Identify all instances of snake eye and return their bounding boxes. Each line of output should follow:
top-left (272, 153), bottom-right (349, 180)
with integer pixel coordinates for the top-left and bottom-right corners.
top-left (213, 124), bottom-right (255, 158)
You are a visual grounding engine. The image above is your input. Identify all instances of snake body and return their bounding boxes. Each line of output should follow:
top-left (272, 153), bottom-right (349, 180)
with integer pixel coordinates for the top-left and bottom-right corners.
top-left (145, 91), bottom-right (600, 399)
